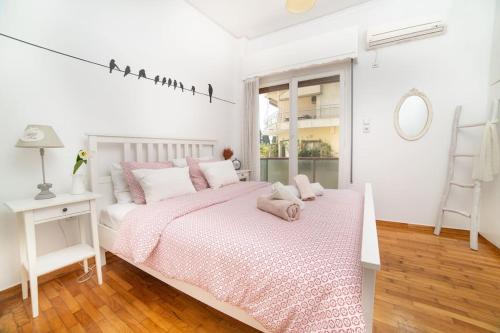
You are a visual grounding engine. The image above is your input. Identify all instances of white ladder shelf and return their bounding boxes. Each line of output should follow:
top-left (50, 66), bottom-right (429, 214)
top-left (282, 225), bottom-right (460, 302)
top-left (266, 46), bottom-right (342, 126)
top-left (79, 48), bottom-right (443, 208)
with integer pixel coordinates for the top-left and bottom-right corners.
top-left (434, 104), bottom-right (499, 250)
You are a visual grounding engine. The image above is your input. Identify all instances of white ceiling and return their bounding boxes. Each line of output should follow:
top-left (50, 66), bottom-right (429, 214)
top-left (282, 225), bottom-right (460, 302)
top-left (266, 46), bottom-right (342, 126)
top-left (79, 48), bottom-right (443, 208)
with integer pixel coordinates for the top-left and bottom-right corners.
top-left (185, 0), bottom-right (372, 39)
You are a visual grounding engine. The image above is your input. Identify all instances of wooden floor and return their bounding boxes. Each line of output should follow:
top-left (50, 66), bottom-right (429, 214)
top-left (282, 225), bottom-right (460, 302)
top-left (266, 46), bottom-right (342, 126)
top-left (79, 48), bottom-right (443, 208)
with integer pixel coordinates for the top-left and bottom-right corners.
top-left (0, 222), bottom-right (499, 332)
top-left (374, 222), bottom-right (499, 333)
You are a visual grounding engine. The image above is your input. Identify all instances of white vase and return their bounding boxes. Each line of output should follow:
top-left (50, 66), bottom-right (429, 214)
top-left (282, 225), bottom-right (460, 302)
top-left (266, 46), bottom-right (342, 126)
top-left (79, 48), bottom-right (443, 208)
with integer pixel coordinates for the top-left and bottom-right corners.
top-left (71, 174), bottom-right (86, 195)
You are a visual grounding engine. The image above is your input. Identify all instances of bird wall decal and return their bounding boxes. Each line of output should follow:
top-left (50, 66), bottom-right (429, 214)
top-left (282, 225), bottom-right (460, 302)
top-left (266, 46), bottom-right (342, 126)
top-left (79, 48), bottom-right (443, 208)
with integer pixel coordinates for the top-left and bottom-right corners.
top-left (138, 69), bottom-right (146, 80)
top-left (0, 33), bottom-right (236, 104)
top-left (109, 59), bottom-right (120, 73)
top-left (208, 84), bottom-right (213, 103)
top-left (108, 59), bottom-right (216, 104)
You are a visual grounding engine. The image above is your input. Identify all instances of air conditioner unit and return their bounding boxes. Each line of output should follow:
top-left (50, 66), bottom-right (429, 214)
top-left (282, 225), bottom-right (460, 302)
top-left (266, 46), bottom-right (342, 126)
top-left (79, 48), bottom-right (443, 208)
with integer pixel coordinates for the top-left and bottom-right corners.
top-left (366, 20), bottom-right (446, 50)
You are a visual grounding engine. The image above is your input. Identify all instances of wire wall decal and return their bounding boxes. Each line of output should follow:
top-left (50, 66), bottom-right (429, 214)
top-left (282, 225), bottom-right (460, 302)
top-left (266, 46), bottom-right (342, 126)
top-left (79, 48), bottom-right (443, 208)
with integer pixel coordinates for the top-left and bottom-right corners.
top-left (0, 32), bottom-right (235, 105)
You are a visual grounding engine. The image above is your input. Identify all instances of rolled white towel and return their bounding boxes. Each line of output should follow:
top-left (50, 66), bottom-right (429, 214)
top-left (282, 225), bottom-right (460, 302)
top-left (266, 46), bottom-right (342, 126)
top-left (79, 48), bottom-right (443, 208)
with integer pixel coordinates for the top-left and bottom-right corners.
top-left (312, 183), bottom-right (325, 196)
top-left (284, 183), bottom-right (325, 199)
top-left (294, 174), bottom-right (316, 201)
top-left (269, 182), bottom-right (305, 210)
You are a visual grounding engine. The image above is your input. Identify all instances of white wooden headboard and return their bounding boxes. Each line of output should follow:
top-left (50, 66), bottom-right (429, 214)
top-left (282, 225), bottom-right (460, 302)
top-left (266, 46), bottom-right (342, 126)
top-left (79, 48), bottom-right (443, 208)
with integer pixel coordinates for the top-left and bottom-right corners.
top-left (87, 134), bottom-right (217, 213)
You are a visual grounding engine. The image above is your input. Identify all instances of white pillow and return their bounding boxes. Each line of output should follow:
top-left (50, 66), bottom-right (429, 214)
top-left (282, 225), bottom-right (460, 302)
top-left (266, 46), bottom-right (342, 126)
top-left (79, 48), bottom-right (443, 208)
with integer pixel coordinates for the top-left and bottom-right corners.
top-left (131, 167), bottom-right (196, 203)
top-left (198, 160), bottom-right (239, 189)
top-left (171, 156), bottom-right (214, 168)
top-left (110, 163), bottom-right (133, 204)
top-left (284, 183), bottom-right (325, 198)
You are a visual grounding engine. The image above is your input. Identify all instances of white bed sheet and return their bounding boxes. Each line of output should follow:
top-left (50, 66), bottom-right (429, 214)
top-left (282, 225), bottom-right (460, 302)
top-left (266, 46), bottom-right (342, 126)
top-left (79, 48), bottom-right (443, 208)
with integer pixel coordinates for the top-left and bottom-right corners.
top-left (100, 202), bottom-right (138, 230)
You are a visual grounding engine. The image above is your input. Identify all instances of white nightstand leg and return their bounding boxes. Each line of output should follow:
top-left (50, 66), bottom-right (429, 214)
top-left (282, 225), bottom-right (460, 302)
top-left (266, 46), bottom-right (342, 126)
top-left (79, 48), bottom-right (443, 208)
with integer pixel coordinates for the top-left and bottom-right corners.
top-left (78, 217), bottom-right (89, 273)
top-left (20, 267), bottom-right (28, 300)
top-left (89, 200), bottom-right (102, 285)
top-left (23, 211), bottom-right (38, 318)
top-left (100, 247), bottom-right (107, 266)
top-left (16, 214), bottom-right (28, 299)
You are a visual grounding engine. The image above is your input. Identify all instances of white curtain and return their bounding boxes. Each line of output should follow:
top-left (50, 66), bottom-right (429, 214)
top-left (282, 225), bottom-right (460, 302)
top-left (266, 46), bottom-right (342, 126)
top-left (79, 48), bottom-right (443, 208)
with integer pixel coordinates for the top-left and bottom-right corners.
top-left (242, 77), bottom-right (260, 181)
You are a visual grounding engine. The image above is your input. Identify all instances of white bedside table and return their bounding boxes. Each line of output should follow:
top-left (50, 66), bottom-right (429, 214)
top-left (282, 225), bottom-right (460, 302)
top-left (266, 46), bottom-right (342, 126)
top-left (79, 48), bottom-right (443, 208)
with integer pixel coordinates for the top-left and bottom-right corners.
top-left (236, 169), bottom-right (251, 181)
top-left (4, 192), bottom-right (103, 318)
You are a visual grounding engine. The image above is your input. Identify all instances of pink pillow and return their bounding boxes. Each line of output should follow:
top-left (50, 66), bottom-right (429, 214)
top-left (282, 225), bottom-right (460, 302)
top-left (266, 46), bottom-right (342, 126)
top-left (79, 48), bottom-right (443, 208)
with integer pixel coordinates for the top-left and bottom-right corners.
top-left (186, 156), bottom-right (216, 191)
top-left (121, 161), bottom-right (173, 204)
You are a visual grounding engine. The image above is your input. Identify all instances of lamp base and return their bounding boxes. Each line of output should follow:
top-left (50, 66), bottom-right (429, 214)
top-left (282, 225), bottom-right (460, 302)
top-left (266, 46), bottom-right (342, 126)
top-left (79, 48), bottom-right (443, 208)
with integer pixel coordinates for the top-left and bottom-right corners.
top-left (35, 183), bottom-right (56, 200)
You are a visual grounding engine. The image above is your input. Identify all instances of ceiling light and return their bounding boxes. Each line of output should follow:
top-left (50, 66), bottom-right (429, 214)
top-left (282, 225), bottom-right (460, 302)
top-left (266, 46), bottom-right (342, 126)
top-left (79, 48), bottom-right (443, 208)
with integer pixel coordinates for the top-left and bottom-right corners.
top-left (286, 0), bottom-right (316, 14)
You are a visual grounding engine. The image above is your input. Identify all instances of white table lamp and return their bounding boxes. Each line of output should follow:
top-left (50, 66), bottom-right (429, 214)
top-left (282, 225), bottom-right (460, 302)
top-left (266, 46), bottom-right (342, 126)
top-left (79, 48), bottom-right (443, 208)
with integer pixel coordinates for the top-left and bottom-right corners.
top-left (16, 125), bottom-right (64, 200)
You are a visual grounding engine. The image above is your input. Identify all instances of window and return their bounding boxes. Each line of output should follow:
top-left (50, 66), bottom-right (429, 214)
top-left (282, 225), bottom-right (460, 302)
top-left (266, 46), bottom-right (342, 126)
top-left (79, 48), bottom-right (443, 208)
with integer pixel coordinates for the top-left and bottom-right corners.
top-left (258, 63), bottom-right (352, 189)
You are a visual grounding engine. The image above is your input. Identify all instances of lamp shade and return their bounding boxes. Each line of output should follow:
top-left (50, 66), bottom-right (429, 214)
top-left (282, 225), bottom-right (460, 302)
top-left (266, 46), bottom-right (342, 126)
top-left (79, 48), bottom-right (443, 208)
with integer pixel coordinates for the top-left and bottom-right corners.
top-left (15, 125), bottom-right (64, 148)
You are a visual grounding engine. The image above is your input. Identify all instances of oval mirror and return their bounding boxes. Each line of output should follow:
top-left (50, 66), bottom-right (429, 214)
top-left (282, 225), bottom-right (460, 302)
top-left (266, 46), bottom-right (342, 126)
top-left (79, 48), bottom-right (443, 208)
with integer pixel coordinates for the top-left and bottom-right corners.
top-left (394, 88), bottom-right (432, 141)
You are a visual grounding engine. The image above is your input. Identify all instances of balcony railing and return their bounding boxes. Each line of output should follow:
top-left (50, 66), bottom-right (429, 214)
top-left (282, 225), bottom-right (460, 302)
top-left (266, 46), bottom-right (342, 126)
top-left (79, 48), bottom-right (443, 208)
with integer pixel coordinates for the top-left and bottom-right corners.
top-left (264, 104), bottom-right (340, 131)
top-left (260, 157), bottom-right (339, 189)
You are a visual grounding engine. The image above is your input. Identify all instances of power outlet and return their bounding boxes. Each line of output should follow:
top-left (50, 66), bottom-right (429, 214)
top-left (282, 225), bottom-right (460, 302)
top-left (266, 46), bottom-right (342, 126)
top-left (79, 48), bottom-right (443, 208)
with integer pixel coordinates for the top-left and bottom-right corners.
top-left (363, 118), bottom-right (371, 133)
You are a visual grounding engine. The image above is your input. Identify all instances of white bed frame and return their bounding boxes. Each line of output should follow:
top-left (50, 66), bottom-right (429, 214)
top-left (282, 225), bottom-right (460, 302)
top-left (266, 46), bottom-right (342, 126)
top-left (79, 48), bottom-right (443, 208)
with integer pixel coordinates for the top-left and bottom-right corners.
top-left (87, 134), bottom-right (380, 333)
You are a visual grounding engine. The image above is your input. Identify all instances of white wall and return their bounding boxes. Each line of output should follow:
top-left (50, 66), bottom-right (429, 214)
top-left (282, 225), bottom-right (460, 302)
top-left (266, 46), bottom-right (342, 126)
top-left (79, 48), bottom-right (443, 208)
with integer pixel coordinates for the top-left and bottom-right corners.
top-left (242, 26), bottom-right (358, 78)
top-left (244, 0), bottom-right (496, 228)
top-left (480, 0), bottom-right (500, 247)
top-left (0, 0), bottom-right (241, 291)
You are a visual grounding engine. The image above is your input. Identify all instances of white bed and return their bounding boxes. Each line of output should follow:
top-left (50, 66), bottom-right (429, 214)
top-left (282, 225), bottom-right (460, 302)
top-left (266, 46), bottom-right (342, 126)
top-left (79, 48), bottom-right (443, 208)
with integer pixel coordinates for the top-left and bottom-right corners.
top-left (88, 134), bottom-right (380, 333)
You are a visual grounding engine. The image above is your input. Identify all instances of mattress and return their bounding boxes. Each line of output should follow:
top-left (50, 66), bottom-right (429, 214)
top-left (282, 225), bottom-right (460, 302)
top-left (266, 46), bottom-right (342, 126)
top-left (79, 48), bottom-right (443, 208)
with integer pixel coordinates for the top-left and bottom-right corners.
top-left (100, 202), bottom-right (138, 230)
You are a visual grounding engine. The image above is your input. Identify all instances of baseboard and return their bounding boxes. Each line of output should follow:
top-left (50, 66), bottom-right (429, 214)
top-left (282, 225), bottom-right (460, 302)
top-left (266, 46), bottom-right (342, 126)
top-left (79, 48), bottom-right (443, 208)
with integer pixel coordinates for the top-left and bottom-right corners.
top-left (478, 232), bottom-right (500, 249)
top-left (377, 219), bottom-right (468, 233)
top-left (376, 219), bottom-right (469, 231)
top-left (376, 220), bottom-right (499, 248)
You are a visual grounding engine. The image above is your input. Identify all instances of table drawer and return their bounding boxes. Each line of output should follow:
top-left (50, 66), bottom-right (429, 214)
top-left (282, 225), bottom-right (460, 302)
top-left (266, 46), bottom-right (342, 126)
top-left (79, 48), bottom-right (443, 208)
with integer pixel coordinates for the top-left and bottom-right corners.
top-left (33, 201), bottom-right (90, 222)
top-left (237, 171), bottom-right (249, 181)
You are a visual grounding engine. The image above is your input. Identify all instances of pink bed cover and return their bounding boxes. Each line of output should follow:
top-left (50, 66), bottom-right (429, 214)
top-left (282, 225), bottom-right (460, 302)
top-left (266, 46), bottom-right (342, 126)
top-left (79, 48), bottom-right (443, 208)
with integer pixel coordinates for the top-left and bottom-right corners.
top-left (114, 181), bottom-right (365, 332)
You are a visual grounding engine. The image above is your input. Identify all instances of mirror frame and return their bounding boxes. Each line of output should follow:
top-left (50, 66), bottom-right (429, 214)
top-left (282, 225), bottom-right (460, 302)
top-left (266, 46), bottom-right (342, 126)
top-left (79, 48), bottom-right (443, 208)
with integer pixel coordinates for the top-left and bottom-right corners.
top-left (394, 88), bottom-right (433, 141)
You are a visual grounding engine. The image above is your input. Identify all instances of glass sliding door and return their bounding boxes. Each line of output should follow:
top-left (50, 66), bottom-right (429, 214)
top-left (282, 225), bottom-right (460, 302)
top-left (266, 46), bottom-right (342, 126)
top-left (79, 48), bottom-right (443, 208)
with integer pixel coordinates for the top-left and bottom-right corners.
top-left (259, 83), bottom-right (290, 184)
top-left (259, 65), bottom-right (350, 189)
top-left (296, 76), bottom-right (341, 188)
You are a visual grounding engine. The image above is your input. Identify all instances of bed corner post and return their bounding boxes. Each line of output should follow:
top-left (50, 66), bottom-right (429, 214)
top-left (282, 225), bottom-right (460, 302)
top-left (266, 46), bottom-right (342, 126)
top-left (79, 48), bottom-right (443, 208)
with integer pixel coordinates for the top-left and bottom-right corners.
top-left (88, 135), bottom-right (98, 194)
top-left (88, 135), bottom-right (106, 267)
top-left (362, 267), bottom-right (376, 333)
top-left (361, 183), bottom-right (380, 333)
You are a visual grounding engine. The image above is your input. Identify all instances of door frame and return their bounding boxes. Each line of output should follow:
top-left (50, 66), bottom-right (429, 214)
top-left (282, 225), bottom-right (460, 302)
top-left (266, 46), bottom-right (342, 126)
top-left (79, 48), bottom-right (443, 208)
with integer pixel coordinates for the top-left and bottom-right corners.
top-left (258, 61), bottom-right (352, 188)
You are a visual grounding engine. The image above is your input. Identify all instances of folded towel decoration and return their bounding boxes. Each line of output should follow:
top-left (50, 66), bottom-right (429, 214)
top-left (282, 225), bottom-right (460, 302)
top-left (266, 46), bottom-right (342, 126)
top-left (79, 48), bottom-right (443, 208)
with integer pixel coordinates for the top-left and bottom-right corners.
top-left (312, 182), bottom-right (325, 195)
top-left (294, 174), bottom-right (316, 201)
top-left (284, 183), bottom-right (324, 198)
top-left (257, 195), bottom-right (301, 222)
top-left (270, 182), bottom-right (305, 209)
top-left (472, 120), bottom-right (499, 182)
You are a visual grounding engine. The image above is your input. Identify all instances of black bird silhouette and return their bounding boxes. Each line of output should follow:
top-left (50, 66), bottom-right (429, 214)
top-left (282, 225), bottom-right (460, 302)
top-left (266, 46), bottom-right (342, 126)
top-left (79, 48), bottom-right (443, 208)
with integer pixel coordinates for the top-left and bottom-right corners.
top-left (161, 77), bottom-right (167, 86)
top-left (154, 75), bottom-right (160, 85)
top-left (179, 82), bottom-right (184, 92)
top-left (191, 86), bottom-right (195, 95)
top-left (173, 80), bottom-right (177, 90)
top-left (109, 59), bottom-right (120, 73)
top-left (168, 78), bottom-right (172, 87)
top-left (124, 66), bottom-right (131, 77)
top-left (138, 69), bottom-right (146, 80)
top-left (208, 84), bottom-right (213, 103)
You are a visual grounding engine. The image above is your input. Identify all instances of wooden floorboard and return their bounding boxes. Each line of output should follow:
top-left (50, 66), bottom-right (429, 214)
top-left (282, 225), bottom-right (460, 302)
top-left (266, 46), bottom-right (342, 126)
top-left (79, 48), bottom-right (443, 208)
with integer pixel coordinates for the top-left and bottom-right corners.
top-left (0, 222), bottom-right (499, 332)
